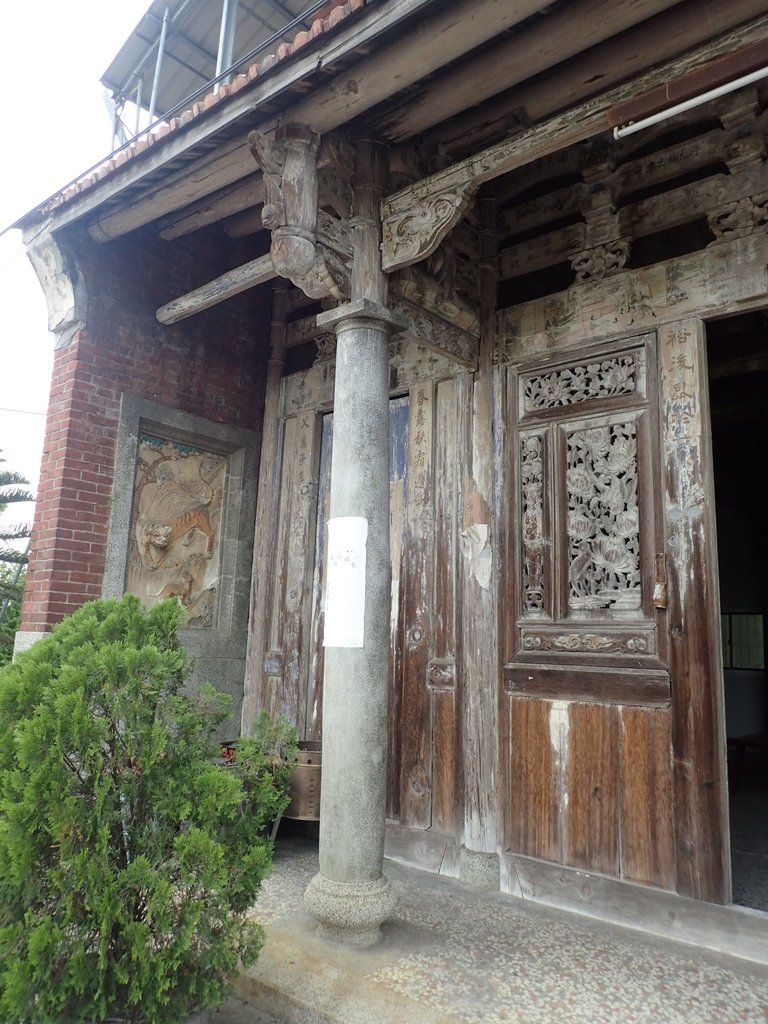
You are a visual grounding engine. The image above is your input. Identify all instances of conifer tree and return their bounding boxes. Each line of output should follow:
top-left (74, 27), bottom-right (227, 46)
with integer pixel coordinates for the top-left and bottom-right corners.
top-left (0, 452), bottom-right (33, 664)
top-left (0, 595), bottom-right (294, 1023)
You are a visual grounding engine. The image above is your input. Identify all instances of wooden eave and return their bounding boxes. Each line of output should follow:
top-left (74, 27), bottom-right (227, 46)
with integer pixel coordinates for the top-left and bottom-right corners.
top-left (20, 0), bottom-right (768, 249)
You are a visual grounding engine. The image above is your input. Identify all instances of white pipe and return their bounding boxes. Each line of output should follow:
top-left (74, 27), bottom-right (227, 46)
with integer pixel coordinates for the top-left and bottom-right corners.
top-left (613, 64), bottom-right (768, 139)
top-left (215, 0), bottom-right (238, 88)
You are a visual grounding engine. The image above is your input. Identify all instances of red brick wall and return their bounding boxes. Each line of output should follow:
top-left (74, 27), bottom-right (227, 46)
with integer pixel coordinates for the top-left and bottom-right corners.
top-left (21, 224), bottom-right (271, 633)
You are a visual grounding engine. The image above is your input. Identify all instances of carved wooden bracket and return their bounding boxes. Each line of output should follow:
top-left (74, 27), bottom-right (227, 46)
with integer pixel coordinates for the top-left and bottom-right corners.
top-left (380, 182), bottom-right (477, 272)
top-left (708, 192), bottom-right (768, 241)
top-left (570, 239), bottom-right (632, 283)
top-left (249, 124), bottom-right (352, 300)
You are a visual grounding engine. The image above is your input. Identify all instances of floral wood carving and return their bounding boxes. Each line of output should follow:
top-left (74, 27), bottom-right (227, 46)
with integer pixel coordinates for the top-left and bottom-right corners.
top-left (523, 354), bottom-right (637, 412)
top-left (570, 239), bottom-right (631, 283)
top-left (521, 632), bottom-right (650, 654)
top-left (381, 183), bottom-right (477, 272)
top-left (567, 421), bottom-right (641, 610)
top-left (521, 434), bottom-right (546, 612)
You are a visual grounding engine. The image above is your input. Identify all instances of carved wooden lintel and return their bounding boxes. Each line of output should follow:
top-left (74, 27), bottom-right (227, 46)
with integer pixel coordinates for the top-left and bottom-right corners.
top-left (283, 297), bottom-right (477, 369)
top-left (391, 265), bottom-right (480, 337)
top-left (249, 124), bottom-right (352, 301)
top-left (393, 298), bottom-right (478, 369)
top-left (381, 182), bottom-right (477, 272)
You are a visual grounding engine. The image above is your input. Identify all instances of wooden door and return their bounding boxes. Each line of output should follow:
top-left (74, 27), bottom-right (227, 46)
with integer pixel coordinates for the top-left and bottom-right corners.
top-left (261, 380), bottom-right (465, 837)
top-left (502, 333), bottom-right (678, 889)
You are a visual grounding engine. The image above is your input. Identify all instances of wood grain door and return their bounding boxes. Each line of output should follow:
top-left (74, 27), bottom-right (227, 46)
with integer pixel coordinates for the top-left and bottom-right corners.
top-left (502, 333), bottom-right (678, 889)
top-left (266, 381), bottom-right (465, 838)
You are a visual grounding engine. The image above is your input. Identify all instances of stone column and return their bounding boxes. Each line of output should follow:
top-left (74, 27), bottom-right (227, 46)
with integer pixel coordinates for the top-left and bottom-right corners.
top-left (304, 298), bottom-right (405, 946)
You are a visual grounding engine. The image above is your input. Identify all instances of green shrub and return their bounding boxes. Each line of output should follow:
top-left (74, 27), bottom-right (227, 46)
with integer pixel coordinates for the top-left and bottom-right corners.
top-left (0, 595), bottom-right (297, 1024)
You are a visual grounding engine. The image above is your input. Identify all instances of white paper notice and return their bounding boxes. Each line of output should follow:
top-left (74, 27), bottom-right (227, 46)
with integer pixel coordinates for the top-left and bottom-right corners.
top-left (323, 516), bottom-right (368, 648)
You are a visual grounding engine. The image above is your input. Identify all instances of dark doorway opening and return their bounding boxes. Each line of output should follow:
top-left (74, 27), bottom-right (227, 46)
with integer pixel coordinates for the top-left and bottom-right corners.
top-left (707, 311), bottom-right (768, 911)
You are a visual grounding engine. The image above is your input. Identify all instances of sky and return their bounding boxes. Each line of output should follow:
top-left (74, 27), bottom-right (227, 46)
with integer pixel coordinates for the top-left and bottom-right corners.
top-left (0, 0), bottom-right (152, 531)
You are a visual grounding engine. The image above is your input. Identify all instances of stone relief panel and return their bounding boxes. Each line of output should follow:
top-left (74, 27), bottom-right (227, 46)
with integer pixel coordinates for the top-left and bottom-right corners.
top-left (126, 434), bottom-right (227, 627)
top-left (566, 420), bottom-right (641, 611)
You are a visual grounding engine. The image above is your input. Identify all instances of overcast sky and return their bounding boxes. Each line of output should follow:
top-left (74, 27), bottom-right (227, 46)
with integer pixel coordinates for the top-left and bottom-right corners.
top-left (0, 0), bottom-right (152, 529)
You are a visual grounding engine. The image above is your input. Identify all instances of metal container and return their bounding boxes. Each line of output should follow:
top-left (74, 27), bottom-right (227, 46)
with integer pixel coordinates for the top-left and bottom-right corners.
top-left (284, 742), bottom-right (322, 820)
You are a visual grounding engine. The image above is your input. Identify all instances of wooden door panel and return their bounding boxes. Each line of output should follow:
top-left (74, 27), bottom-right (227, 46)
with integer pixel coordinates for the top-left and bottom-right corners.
top-left (565, 702), bottom-right (619, 875)
top-left (510, 696), bottom-right (561, 862)
top-left (619, 706), bottom-right (675, 888)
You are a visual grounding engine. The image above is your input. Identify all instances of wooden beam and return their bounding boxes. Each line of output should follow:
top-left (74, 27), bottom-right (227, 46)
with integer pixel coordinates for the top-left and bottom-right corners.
top-left (381, 12), bottom-right (768, 273)
top-left (390, 266), bottom-right (480, 337)
top-left (224, 207), bottom-right (264, 238)
top-left (88, 139), bottom-right (257, 242)
top-left (426, 0), bottom-right (768, 159)
top-left (156, 253), bottom-right (275, 324)
top-left (378, 0), bottom-right (682, 141)
top-left (394, 299), bottom-right (477, 368)
top-left (158, 173), bottom-right (264, 240)
top-left (288, 0), bottom-right (554, 134)
top-left (285, 298), bottom-right (478, 368)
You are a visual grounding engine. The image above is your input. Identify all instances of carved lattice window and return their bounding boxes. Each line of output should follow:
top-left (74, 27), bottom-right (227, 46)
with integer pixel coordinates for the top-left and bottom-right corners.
top-left (505, 334), bottom-right (670, 705)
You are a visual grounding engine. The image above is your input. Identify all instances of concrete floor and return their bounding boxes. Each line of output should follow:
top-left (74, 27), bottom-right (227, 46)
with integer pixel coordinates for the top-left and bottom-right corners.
top-left (204, 837), bottom-right (768, 1024)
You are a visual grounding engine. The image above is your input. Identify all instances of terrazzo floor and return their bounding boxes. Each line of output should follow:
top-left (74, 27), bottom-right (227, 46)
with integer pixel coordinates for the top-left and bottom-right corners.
top-left (228, 837), bottom-right (768, 1024)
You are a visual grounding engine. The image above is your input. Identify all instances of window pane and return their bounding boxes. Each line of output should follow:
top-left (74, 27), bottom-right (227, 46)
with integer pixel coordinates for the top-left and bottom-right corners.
top-left (730, 614), bottom-right (764, 670)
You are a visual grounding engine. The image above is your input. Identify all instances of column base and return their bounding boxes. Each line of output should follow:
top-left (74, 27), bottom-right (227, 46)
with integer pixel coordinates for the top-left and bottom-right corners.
top-left (304, 872), bottom-right (396, 947)
top-left (459, 846), bottom-right (500, 891)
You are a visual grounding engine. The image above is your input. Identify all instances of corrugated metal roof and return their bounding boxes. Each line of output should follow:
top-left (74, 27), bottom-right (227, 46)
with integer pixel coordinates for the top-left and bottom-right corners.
top-left (102, 0), bottom-right (319, 117)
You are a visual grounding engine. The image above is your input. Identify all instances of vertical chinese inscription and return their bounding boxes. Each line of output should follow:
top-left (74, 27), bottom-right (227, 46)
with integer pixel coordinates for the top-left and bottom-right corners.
top-left (521, 433), bottom-right (546, 612)
top-left (566, 421), bottom-right (641, 610)
top-left (409, 384), bottom-right (433, 526)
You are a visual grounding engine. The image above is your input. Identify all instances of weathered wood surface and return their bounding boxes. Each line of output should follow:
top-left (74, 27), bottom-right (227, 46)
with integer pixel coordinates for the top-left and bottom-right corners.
top-left (289, 0), bottom-right (553, 138)
top-left (260, 412), bottom-right (322, 730)
top-left (400, 382), bottom-right (435, 829)
top-left (242, 283), bottom-right (287, 736)
top-left (509, 697), bottom-right (561, 862)
top-left (497, 234), bottom-right (768, 360)
top-left (305, 413), bottom-right (334, 742)
top-left (381, 14), bottom-right (768, 272)
top-left (565, 703), bottom-right (619, 876)
top-left (429, 378), bottom-right (461, 835)
top-left (428, 0), bottom-right (768, 160)
top-left (619, 707), bottom-right (675, 889)
top-left (156, 253), bottom-right (275, 324)
top-left (158, 172), bottom-right (264, 240)
top-left (460, 196), bottom-right (499, 856)
top-left (387, 398), bottom-right (410, 820)
top-left (378, 0), bottom-right (681, 141)
top-left (391, 267), bottom-right (480, 336)
top-left (659, 319), bottom-right (729, 903)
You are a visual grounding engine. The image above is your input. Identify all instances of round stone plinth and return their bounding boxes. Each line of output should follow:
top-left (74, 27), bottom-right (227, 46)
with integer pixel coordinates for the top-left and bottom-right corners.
top-left (304, 872), bottom-right (396, 947)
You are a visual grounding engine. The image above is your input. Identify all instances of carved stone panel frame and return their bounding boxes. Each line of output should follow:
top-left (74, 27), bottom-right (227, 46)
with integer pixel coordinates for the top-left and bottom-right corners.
top-left (104, 395), bottom-right (260, 731)
top-left (503, 333), bottom-right (670, 706)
